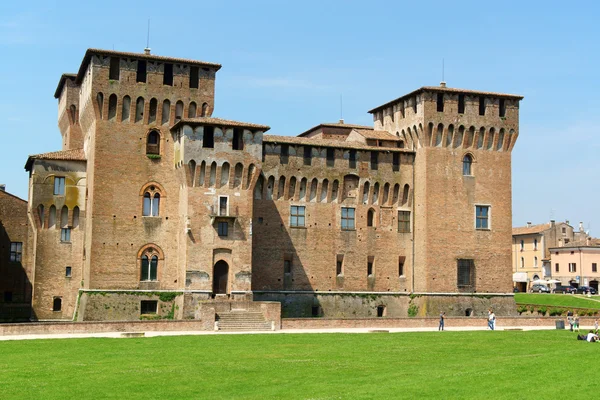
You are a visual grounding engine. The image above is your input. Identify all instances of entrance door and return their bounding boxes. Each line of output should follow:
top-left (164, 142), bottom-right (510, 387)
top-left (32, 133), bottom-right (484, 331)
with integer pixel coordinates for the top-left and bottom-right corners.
top-left (213, 261), bottom-right (229, 294)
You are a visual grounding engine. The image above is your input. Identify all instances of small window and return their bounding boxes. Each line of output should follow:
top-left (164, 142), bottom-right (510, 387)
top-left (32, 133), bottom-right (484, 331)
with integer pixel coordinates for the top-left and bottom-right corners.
top-left (136, 60), bottom-right (147, 83)
top-left (175, 101), bottom-right (183, 121)
top-left (65, 266), bottom-right (72, 277)
top-left (141, 300), bottom-right (158, 314)
top-left (377, 305), bottom-right (386, 317)
top-left (203, 127), bottom-right (214, 148)
top-left (233, 128), bottom-right (244, 150)
top-left (593, 263), bottom-right (597, 273)
top-left (326, 148), bottom-right (335, 167)
top-left (520, 240), bottom-right (524, 250)
top-left (53, 297), bottom-right (62, 312)
top-left (303, 146), bottom-right (312, 166)
top-left (398, 211), bottom-right (410, 233)
top-left (290, 206), bottom-right (305, 227)
top-left (146, 130), bottom-right (160, 155)
top-left (569, 263), bottom-right (577, 273)
top-left (109, 57), bottom-right (120, 80)
top-left (189, 66), bottom-right (199, 89)
top-left (163, 63), bottom-right (173, 86)
top-left (398, 256), bottom-right (405, 277)
top-left (499, 98), bottom-right (506, 117)
top-left (520, 257), bottom-right (524, 268)
top-left (462, 155), bottom-right (473, 176)
top-left (336, 254), bottom-right (344, 276)
top-left (533, 239), bottom-right (538, 250)
top-left (475, 206), bottom-right (490, 230)
top-left (458, 94), bottom-right (465, 114)
top-left (61, 228), bottom-right (71, 242)
top-left (54, 177), bottom-right (65, 195)
top-left (201, 102), bottom-right (209, 117)
top-left (188, 102), bottom-right (197, 118)
top-left (367, 209), bottom-right (375, 227)
top-left (370, 152), bottom-right (378, 170)
top-left (9, 242), bottom-right (23, 262)
top-left (148, 98), bottom-right (157, 124)
top-left (393, 153), bottom-right (400, 172)
top-left (161, 100), bottom-right (171, 125)
top-left (217, 221), bottom-right (228, 237)
top-left (457, 259), bottom-right (475, 288)
top-left (280, 145), bottom-right (289, 164)
top-left (478, 97), bottom-right (485, 116)
top-left (436, 93), bottom-right (444, 112)
top-left (562, 227), bottom-right (566, 234)
top-left (534, 257), bottom-right (538, 267)
top-left (555, 263), bottom-right (559, 272)
top-left (367, 256), bottom-right (374, 276)
top-left (219, 196), bottom-right (228, 216)
top-left (311, 306), bottom-right (320, 317)
top-left (284, 259), bottom-right (292, 274)
top-left (341, 207), bottom-right (355, 230)
top-left (349, 150), bottom-right (357, 169)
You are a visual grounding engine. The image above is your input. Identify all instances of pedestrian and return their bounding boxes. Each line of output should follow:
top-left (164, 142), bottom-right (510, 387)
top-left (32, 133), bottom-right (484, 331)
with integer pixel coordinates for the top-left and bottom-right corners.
top-left (439, 312), bottom-right (445, 331)
top-left (488, 309), bottom-right (496, 330)
top-left (567, 310), bottom-right (574, 331)
top-left (594, 318), bottom-right (598, 334)
top-left (574, 314), bottom-right (580, 332)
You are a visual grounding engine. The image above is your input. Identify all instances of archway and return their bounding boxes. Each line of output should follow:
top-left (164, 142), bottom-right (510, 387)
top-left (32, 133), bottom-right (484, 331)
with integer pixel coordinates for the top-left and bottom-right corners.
top-left (590, 280), bottom-right (598, 291)
top-left (213, 260), bottom-right (229, 295)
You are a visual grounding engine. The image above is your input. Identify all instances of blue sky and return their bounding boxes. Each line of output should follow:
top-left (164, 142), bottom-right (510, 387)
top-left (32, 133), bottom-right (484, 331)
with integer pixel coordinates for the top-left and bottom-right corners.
top-left (1, 0), bottom-right (598, 231)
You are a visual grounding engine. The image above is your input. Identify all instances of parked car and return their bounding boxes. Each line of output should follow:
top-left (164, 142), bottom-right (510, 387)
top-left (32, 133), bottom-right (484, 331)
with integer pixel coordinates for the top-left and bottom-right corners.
top-left (530, 284), bottom-right (550, 293)
top-left (575, 286), bottom-right (597, 295)
top-left (554, 285), bottom-right (577, 294)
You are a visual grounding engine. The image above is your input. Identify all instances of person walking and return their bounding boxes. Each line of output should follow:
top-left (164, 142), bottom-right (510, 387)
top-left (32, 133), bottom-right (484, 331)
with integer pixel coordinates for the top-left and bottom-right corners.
top-left (439, 312), bottom-right (445, 331)
top-left (567, 310), bottom-right (574, 331)
top-left (488, 309), bottom-right (496, 330)
top-left (574, 313), bottom-right (580, 332)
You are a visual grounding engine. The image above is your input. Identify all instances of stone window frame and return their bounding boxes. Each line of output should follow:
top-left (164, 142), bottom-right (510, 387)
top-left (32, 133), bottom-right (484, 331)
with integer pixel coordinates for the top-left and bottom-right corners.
top-left (146, 129), bottom-right (161, 155)
top-left (9, 242), bottom-right (23, 262)
top-left (462, 152), bottom-right (475, 176)
top-left (137, 244), bottom-right (164, 282)
top-left (290, 205), bottom-right (306, 228)
top-left (457, 259), bottom-right (475, 288)
top-left (54, 176), bottom-right (66, 195)
top-left (341, 207), bottom-right (355, 230)
top-left (140, 182), bottom-right (165, 217)
top-left (475, 204), bottom-right (491, 230)
top-left (397, 210), bottom-right (411, 233)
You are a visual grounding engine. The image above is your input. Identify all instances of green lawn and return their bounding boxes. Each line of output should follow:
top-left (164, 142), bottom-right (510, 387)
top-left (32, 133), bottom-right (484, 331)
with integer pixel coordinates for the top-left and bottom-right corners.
top-left (515, 293), bottom-right (600, 310)
top-left (0, 331), bottom-right (598, 399)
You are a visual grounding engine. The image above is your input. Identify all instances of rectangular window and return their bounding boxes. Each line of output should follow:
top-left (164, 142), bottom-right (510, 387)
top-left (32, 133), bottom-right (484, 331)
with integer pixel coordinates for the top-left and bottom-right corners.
top-left (290, 206), bottom-right (305, 227)
top-left (203, 127), bottom-right (214, 148)
top-left (457, 259), bottom-right (475, 288)
top-left (219, 196), bottom-right (228, 216)
top-left (436, 93), bottom-right (444, 112)
top-left (341, 207), bottom-right (355, 230)
top-left (136, 60), bottom-right (147, 83)
top-left (478, 97), bottom-right (486, 116)
top-left (555, 263), bottom-right (559, 273)
top-left (336, 254), bottom-right (344, 276)
top-left (280, 145), bottom-right (289, 164)
top-left (367, 256), bottom-right (374, 276)
top-left (349, 150), bottom-right (357, 169)
top-left (65, 266), bottom-right (72, 277)
top-left (399, 256), bottom-right (406, 277)
top-left (475, 206), bottom-right (490, 230)
top-left (61, 228), bottom-right (71, 242)
top-left (140, 300), bottom-right (158, 315)
top-left (54, 177), bottom-right (65, 195)
top-left (458, 94), bottom-right (465, 114)
top-left (163, 63), bottom-right (173, 86)
top-left (303, 146), bottom-right (312, 166)
top-left (393, 153), bottom-right (400, 172)
top-left (326, 148), bottom-right (335, 167)
top-left (370, 152), bottom-right (378, 170)
top-left (593, 263), bottom-right (598, 273)
top-left (398, 211), bottom-right (411, 233)
top-left (189, 66), bottom-right (199, 89)
top-left (217, 221), bottom-right (228, 237)
top-left (499, 98), bottom-right (506, 117)
top-left (4, 292), bottom-right (13, 302)
top-left (284, 256), bottom-right (292, 274)
top-left (232, 128), bottom-right (244, 150)
top-left (109, 57), bottom-right (120, 80)
top-left (569, 263), bottom-right (577, 273)
top-left (9, 242), bottom-right (22, 262)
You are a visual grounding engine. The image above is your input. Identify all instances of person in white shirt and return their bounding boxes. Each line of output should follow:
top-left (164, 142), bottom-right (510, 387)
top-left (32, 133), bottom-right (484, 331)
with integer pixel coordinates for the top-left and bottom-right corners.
top-left (586, 331), bottom-right (599, 343)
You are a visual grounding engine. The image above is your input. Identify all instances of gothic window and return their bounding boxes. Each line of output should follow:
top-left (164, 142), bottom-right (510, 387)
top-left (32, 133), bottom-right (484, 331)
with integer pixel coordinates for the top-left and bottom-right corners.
top-left (142, 185), bottom-right (162, 217)
top-left (140, 249), bottom-right (159, 281)
top-left (146, 130), bottom-right (160, 155)
top-left (463, 154), bottom-right (473, 176)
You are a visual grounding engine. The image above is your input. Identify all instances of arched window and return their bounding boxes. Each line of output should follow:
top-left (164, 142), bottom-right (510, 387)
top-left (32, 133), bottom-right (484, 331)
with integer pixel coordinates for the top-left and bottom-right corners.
top-left (96, 92), bottom-right (104, 119)
top-left (148, 98), bottom-right (157, 124)
top-left (175, 101), bottom-right (184, 120)
top-left (254, 175), bottom-right (264, 200)
top-left (234, 163), bottom-right (244, 188)
top-left (534, 256), bottom-right (538, 267)
top-left (392, 184), bottom-right (400, 205)
top-left (534, 239), bottom-right (538, 250)
top-left (463, 154), bottom-right (473, 176)
top-left (466, 126), bottom-right (475, 148)
top-left (142, 185), bottom-right (162, 217)
top-left (277, 176), bottom-right (286, 200)
top-left (139, 245), bottom-right (162, 282)
top-left (146, 130), bottom-right (160, 155)
top-left (497, 129), bottom-right (505, 151)
top-left (266, 176), bottom-right (275, 200)
top-left (299, 178), bottom-right (307, 201)
top-left (198, 161), bottom-right (206, 187)
top-left (188, 160), bottom-right (196, 187)
top-left (487, 128), bottom-right (495, 150)
top-left (367, 209), bottom-right (375, 227)
top-left (331, 180), bottom-right (339, 202)
top-left (435, 123), bottom-right (443, 146)
top-left (288, 177), bottom-right (297, 200)
top-left (427, 122), bottom-right (434, 146)
top-left (161, 100), bottom-right (171, 125)
top-left (49, 205), bottom-right (56, 228)
top-left (220, 162), bottom-right (230, 188)
top-left (320, 179), bottom-right (329, 202)
top-left (121, 96), bottom-right (131, 122)
top-left (60, 206), bottom-right (69, 228)
top-left (521, 257), bottom-right (524, 268)
top-left (72, 206), bottom-right (80, 229)
top-left (245, 164), bottom-right (255, 190)
top-left (108, 94), bottom-right (117, 120)
top-left (209, 162), bottom-right (217, 187)
top-left (455, 126), bottom-right (464, 149)
top-left (402, 184), bottom-right (410, 205)
top-left (477, 127), bottom-right (485, 149)
top-left (37, 204), bottom-right (45, 228)
top-left (309, 178), bottom-right (318, 202)
top-left (362, 181), bottom-right (370, 204)
top-left (382, 183), bottom-right (390, 205)
top-left (446, 124), bottom-right (454, 147)
top-left (188, 102), bottom-right (197, 118)
top-left (201, 102), bottom-right (209, 117)
top-left (135, 97), bottom-right (144, 123)
top-left (372, 182), bottom-right (379, 204)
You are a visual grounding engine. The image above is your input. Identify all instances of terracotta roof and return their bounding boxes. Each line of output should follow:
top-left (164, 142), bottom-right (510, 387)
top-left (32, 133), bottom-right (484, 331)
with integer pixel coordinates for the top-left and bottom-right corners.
top-left (512, 223), bottom-right (551, 236)
top-left (25, 149), bottom-right (86, 171)
top-left (171, 117), bottom-right (270, 131)
top-left (354, 129), bottom-right (401, 141)
top-left (54, 73), bottom-right (77, 99)
top-left (0, 189), bottom-right (27, 204)
top-left (76, 48), bottom-right (222, 84)
top-left (263, 134), bottom-right (414, 153)
top-left (368, 86), bottom-right (524, 114)
top-left (298, 122), bottom-right (373, 137)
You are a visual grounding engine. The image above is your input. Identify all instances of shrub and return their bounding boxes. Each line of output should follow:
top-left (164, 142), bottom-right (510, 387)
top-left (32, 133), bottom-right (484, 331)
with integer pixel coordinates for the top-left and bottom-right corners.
top-left (517, 305), bottom-right (528, 315)
top-left (408, 303), bottom-right (418, 317)
top-left (548, 308), bottom-right (562, 316)
top-left (538, 306), bottom-right (547, 316)
top-left (529, 306), bottom-right (535, 313)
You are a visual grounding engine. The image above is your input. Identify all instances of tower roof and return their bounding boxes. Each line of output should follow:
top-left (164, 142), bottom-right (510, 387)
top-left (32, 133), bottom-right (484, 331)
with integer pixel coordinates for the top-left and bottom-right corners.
top-left (54, 73), bottom-right (77, 99)
top-left (25, 149), bottom-right (86, 171)
top-left (171, 117), bottom-right (270, 131)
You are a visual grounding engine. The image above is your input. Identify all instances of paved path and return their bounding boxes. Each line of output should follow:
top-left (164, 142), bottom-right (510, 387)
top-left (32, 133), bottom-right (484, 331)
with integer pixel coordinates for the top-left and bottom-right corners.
top-left (0, 324), bottom-right (589, 341)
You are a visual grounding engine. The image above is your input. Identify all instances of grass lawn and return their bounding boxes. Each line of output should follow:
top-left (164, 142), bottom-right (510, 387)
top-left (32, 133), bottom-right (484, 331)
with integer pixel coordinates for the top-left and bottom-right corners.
top-left (514, 293), bottom-right (600, 310)
top-left (0, 330), bottom-right (598, 399)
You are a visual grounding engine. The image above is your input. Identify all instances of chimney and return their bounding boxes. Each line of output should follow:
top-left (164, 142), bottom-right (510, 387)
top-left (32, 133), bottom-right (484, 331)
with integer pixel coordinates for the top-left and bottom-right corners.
top-left (527, 221), bottom-right (532, 228)
top-left (0, 184), bottom-right (5, 191)
top-left (440, 81), bottom-right (447, 88)
top-left (550, 220), bottom-right (555, 227)
top-left (144, 48), bottom-right (151, 55)
top-left (579, 222), bottom-right (584, 232)
top-left (339, 119), bottom-right (344, 124)
top-left (566, 220), bottom-right (570, 225)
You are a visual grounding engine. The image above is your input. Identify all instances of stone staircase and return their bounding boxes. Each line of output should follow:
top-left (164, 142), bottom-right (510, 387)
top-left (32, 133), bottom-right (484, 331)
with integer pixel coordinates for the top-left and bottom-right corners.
top-left (216, 310), bottom-right (272, 331)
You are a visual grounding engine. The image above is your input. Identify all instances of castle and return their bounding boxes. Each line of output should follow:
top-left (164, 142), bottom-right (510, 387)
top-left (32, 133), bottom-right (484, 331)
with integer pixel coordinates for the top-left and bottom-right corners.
top-left (11, 48), bottom-right (522, 321)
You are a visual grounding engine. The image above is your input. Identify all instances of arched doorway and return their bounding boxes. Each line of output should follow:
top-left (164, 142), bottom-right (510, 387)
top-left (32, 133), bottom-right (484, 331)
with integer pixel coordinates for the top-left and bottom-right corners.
top-left (590, 280), bottom-right (599, 291)
top-left (213, 260), bottom-right (229, 295)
